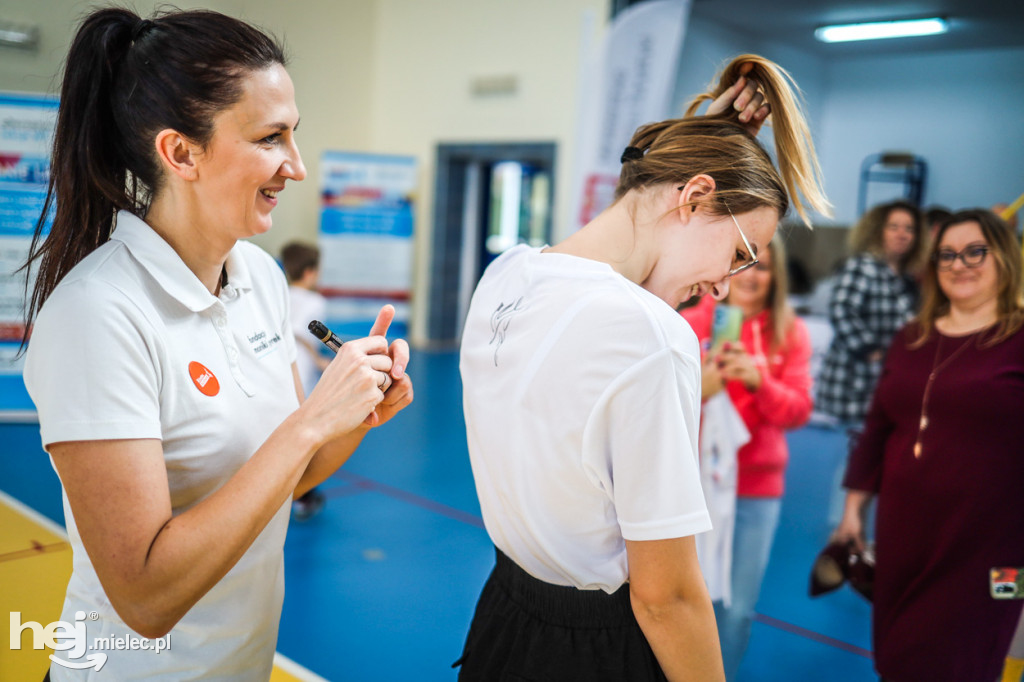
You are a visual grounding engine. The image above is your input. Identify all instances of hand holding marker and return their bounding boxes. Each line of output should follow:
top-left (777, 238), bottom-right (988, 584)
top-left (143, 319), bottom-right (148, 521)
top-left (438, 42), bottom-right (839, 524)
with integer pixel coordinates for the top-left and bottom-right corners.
top-left (308, 320), bottom-right (393, 392)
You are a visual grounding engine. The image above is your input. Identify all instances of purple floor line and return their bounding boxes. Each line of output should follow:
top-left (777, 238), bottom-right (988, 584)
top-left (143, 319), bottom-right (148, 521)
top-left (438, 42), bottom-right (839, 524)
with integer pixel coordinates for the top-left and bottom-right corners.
top-left (332, 470), bottom-right (486, 529)
top-left (322, 482), bottom-right (371, 500)
top-left (754, 613), bottom-right (873, 659)
top-left (327, 470), bottom-right (871, 659)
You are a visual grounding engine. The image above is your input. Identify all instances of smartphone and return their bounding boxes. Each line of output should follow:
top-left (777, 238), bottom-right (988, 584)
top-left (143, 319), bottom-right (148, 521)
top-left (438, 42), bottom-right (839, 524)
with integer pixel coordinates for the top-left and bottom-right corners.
top-left (711, 304), bottom-right (742, 350)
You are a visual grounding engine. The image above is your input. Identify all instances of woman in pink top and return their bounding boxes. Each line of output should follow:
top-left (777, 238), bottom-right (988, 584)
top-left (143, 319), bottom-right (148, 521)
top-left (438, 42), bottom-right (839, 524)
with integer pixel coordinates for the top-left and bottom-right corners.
top-left (681, 235), bottom-right (813, 680)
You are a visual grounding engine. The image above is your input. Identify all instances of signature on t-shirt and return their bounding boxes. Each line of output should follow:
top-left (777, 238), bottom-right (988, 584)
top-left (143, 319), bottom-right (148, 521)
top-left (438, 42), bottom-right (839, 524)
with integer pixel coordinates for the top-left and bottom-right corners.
top-left (489, 297), bottom-right (525, 367)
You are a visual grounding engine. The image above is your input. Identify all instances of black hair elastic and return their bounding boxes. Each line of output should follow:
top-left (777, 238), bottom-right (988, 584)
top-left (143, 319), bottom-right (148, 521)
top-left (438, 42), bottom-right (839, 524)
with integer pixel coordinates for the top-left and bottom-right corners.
top-left (620, 146), bottom-right (644, 164)
top-left (131, 19), bottom-right (157, 43)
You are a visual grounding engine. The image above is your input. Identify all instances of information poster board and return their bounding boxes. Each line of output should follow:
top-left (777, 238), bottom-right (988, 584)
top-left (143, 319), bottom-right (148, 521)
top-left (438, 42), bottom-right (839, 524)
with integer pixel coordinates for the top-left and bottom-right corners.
top-left (0, 93), bottom-right (57, 417)
top-left (318, 151), bottom-right (416, 340)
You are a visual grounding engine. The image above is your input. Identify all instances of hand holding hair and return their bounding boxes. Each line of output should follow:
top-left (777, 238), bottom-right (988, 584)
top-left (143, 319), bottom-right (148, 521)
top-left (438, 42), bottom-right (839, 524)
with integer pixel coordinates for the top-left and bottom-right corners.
top-left (685, 54), bottom-right (833, 226)
top-left (704, 63), bottom-right (770, 135)
top-left (616, 54), bottom-right (830, 227)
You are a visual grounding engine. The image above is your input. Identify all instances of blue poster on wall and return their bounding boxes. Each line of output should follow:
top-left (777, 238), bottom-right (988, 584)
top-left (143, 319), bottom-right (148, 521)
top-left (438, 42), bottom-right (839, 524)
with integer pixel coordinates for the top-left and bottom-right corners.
top-left (0, 93), bottom-right (58, 418)
top-left (318, 151), bottom-right (416, 340)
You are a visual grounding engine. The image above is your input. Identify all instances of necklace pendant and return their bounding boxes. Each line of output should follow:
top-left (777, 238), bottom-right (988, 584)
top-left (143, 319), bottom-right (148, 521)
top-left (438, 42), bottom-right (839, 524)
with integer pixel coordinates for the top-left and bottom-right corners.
top-left (919, 415), bottom-right (928, 431)
top-left (914, 441), bottom-right (922, 458)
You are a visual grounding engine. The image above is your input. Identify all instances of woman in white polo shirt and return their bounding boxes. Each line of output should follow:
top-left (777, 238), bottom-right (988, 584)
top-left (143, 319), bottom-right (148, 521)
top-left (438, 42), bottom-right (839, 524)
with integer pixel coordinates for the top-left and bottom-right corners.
top-left (456, 55), bottom-right (831, 681)
top-left (20, 8), bottom-right (412, 681)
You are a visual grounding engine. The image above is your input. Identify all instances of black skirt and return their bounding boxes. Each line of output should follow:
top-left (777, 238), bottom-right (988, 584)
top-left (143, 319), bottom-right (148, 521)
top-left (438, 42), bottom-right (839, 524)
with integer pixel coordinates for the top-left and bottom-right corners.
top-left (455, 547), bottom-right (667, 681)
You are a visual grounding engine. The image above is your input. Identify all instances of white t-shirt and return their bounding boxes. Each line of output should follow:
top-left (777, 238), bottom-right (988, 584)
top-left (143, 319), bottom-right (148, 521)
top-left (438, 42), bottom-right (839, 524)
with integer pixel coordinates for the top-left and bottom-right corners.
top-left (24, 211), bottom-right (298, 681)
top-left (460, 245), bottom-right (711, 593)
top-left (289, 285), bottom-right (327, 396)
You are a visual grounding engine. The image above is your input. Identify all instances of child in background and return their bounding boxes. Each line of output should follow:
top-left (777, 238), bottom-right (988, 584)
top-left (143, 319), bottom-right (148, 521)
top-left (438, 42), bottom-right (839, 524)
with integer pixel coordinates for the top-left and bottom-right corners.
top-left (282, 241), bottom-right (330, 519)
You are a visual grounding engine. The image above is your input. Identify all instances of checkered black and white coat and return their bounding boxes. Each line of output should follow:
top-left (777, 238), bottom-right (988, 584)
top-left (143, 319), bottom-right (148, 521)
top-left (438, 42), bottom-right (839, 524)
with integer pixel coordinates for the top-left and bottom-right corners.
top-left (815, 253), bottom-right (917, 423)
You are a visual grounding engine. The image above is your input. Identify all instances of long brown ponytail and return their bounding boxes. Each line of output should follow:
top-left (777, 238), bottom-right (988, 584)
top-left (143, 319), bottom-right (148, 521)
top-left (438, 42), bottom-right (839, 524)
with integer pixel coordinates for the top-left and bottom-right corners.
top-left (616, 54), bottom-right (831, 227)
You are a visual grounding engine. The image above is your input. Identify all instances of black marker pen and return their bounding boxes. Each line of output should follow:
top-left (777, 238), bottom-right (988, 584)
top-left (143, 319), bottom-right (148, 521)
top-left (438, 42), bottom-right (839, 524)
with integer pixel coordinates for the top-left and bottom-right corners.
top-left (308, 319), bottom-right (393, 392)
top-left (308, 320), bottom-right (343, 353)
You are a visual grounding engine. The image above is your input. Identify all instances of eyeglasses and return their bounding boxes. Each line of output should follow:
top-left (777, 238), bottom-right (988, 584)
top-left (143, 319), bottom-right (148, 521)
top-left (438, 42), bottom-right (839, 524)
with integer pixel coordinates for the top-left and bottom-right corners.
top-left (727, 208), bottom-right (759, 277)
top-left (677, 190), bottom-right (760, 277)
top-left (934, 244), bottom-right (989, 271)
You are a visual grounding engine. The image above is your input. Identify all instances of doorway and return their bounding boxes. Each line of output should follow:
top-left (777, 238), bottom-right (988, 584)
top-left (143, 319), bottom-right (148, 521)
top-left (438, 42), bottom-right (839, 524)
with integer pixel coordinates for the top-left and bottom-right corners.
top-left (427, 142), bottom-right (557, 343)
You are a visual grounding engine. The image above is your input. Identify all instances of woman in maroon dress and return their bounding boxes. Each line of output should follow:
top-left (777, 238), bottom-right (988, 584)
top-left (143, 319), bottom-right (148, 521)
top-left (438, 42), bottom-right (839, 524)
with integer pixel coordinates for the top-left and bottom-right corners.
top-left (834, 208), bottom-right (1024, 682)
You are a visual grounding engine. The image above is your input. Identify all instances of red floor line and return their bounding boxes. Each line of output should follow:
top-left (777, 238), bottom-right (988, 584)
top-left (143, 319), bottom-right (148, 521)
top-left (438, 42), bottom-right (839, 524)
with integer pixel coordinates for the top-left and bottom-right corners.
top-left (754, 613), bottom-right (873, 659)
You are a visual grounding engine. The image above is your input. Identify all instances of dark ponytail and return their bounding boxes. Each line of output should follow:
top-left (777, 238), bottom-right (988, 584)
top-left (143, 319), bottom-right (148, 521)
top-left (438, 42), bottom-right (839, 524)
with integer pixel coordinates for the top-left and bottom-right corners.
top-left (21, 7), bottom-right (286, 346)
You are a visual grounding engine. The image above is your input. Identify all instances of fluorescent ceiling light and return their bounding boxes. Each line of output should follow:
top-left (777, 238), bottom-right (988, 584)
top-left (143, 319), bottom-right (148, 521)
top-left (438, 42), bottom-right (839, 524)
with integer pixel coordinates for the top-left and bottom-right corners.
top-left (815, 17), bottom-right (948, 43)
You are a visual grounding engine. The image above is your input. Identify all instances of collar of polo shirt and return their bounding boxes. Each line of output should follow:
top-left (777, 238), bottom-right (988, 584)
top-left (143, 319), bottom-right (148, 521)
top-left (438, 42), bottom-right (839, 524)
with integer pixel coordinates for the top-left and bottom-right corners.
top-left (110, 211), bottom-right (254, 312)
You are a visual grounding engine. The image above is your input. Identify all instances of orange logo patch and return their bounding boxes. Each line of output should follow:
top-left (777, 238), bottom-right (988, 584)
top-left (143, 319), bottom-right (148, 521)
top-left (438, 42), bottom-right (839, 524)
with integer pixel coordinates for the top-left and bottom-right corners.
top-left (188, 361), bottom-right (220, 397)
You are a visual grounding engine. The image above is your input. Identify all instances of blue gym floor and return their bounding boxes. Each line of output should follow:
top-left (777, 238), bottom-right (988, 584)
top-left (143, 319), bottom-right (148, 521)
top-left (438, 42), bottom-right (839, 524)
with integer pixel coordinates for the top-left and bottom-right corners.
top-left (1, 349), bottom-right (876, 681)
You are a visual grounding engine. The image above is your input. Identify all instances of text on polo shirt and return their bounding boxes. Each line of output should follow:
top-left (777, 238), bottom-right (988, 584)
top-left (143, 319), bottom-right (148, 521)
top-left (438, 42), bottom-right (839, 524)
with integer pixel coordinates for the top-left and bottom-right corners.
top-left (247, 329), bottom-right (283, 359)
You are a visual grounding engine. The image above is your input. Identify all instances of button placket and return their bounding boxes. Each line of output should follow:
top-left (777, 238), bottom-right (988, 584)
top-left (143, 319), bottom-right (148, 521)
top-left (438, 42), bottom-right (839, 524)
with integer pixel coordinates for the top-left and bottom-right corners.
top-left (210, 302), bottom-right (255, 397)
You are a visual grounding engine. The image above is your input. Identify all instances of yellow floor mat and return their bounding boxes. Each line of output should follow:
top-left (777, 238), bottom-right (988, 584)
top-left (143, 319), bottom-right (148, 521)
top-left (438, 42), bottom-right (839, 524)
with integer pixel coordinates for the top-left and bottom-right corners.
top-left (0, 491), bottom-right (327, 681)
top-left (0, 497), bottom-right (70, 681)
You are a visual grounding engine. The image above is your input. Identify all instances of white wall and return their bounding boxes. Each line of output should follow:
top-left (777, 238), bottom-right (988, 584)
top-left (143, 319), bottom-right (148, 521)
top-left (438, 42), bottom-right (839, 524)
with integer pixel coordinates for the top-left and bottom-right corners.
top-left (366, 0), bottom-right (609, 343)
top-left (0, 0), bottom-right (609, 345)
top-left (240, 0), bottom-right (377, 256)
top-left (5, 4), bottom-right (1021, 343)
top-left (0, 4), bottom-right (78, 94)
top-left (817, 47), bottom-right (1024, 224)
top-left (0, 0), bottom-right (376, 259)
